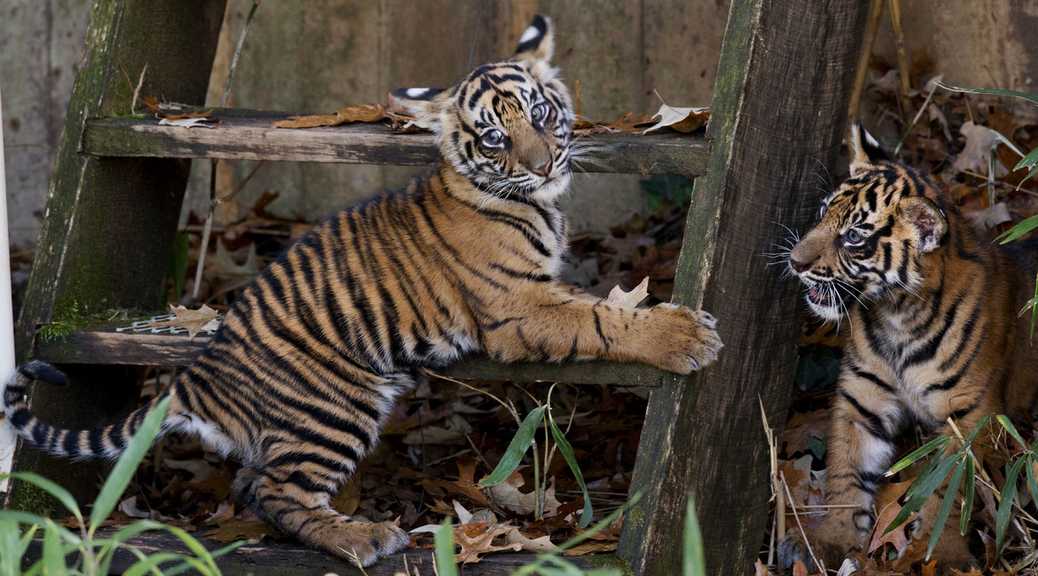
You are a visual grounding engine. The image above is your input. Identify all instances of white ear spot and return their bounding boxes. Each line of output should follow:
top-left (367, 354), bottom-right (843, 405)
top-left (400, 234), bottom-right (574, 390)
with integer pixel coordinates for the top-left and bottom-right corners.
top-left (519, 25), bottom-right (540, 45)
top-left (405, 88), bottom-right (430, 98)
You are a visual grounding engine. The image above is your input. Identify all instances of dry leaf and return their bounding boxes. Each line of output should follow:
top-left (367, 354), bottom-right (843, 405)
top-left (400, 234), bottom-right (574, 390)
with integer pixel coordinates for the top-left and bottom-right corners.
top-left (203, 518), bottom-right (275, 543)
top-left (118, 496), bottom-right (151, 519)
top-left (487, 472), bottom-right (561, 517)
top-left (563, 541), bottom-right (617, 556)
top-left (158, 117), bottom-right (218, 128)
top-left (504, 527), bottom-right (559, 553)
top-left (835, 558), bottom-right (857, 576)
top-left (642, 103), bottom-right (710, 134)
top-left (792, 560), bottom-right (809, 576)
top-left (965, 202), bottom-right (1012, 232)
top-left (753, 559), bottom-right (772, 576)
top-left (274, 104), bottom-right (386, 129)
top-left (605, 276), bottom-right (650, 308)
top-left (867, 480), bottom-right (915, 556)
top-left (454, 522), bottom-right (522, 564)
top-left (137, 305), bottom-right (221, 338)
top-left (953, 122), bottom-right (1015, 175)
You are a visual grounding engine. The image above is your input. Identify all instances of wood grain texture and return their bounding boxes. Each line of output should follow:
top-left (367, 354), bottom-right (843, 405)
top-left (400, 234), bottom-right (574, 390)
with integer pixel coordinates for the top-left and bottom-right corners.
top-left (34, 329), bottom-right (668, 388)
top-left (10, 0), bottom-right (226, 509)
top-left (83, 111), bottom-right (710, 176)
top-left (23, 530), bottom-right (612, 575)
top-left (617, 1), bottom-right (869, 574)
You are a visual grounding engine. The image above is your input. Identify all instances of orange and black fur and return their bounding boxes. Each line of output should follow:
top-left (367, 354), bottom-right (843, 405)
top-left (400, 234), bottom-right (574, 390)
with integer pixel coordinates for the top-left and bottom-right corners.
top-left (779, 126), bottom-right (1038, 568)
top-left (2, 16), bottom-right (722, 565)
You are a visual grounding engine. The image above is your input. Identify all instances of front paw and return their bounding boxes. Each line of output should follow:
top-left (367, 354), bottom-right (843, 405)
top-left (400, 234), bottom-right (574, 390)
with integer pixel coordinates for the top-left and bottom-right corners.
top-left (651, 304), bottom-right (723, 374)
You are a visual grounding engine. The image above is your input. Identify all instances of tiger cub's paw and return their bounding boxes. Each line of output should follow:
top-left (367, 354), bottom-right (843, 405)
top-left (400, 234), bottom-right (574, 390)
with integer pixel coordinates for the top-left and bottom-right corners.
top-left (650, 304), bottom-right (723, 374)
top-left (339, 520), bottom-right (411, 567)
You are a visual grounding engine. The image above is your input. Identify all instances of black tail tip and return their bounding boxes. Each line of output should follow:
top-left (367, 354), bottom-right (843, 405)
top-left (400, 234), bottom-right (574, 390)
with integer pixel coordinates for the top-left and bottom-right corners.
top-left (19, 361), bottom-right (68, 386)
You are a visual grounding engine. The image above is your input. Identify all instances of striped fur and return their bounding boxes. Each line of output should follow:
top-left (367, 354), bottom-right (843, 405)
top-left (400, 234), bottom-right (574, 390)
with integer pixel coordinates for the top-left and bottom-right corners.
top-left (779, 126), bottom-right (1038, 568)
top-left (2, 15), bottom-right (722, 566)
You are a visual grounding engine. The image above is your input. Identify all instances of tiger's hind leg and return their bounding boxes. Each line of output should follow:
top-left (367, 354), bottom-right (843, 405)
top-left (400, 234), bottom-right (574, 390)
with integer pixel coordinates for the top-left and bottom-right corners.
top-left (237, 459), bottom-right (409, 566)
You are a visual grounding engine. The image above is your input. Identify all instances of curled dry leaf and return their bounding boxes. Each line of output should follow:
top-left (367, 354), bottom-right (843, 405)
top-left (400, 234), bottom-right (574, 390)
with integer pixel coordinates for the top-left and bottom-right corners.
top-left (158, 117), bottom-right (219, 128)
top-left (273, 104), bottom-right (386, 129)
top-left (486, 472), bottom-right (561, 517)
top-left (202, 518), bottom-right (276, 544)
top-left (605, 276), bottom-right (650, 308)
top-left (563, 540), bottom-right (617, 557)
top-left (642, 103), bottom-right (710, 134)
top-left (454, 522), bottom-right (522, 564)
top-left (137, 304), bottom-right (221, 338)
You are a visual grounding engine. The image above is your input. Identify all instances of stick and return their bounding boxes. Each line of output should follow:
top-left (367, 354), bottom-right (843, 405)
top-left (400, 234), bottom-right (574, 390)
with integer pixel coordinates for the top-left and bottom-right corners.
top-left (847, 0), bottom-right (884, 129)
top-left (781, 472), bottom-right (826, 576)
top-left (886, 0), bottom-right (912, 118)
top-left (0, 83), bottom-right (16, 496)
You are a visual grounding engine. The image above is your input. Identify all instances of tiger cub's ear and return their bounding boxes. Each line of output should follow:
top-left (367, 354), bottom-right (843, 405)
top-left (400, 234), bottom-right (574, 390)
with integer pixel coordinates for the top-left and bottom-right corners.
top-left (387, 87), bottom-right (451, 131)
top-left (514, 15), bottom-right (554, 64)
top-left (849, 123), bottom-right (890, 176)
top-left (899, 196), bottom-right (947, 254)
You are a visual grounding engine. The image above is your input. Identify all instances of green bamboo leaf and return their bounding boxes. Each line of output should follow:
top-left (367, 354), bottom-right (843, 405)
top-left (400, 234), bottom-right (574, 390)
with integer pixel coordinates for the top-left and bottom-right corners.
top-left (996, 415), bottom-right (1026, 448)
top-left (96, 520), bottom-right (166, 576)
top-left (0, 473), bottom-right (82, 526)
top-left (684, 495), bottom-right (706, 576)
top-left (559, 491), bottom-right (642, 551)
top-left (478, 405), bottom-right (546, 488)
top-left (961, 456), bottom-right (975, 536)
top-left (0, 511), bottom-right (79, 545)
top-left (996, 457), bottom-right (1025, 555)
top-left (42, 520), bottom-right (65, 576)
top-left (888, 454), bottom-right (957, 533)
top-left (1015, 147), bottom-right (1038, 172)
top-left (997, 215), bottom-right (1038, 245)
top-left (1027, 456), bottom-right (1038, 516)
top-left (434, 520), bottom-right (459, 576)
top-left (927, 459), bottom-right (965, 560)
top-left (90, 396), bottom-right (171, 535)
top-left (547, 414), bottom-right (593, 527)
top-left (163, 540), bottom-right (245, 576)
top-left (885, 436), bottom-right (947, 477)
top-left (123, 552), bottom-right (206, 576)
top-left (936, 82), bottom-right (1038, 106)
top-left (163, 525), bottom-right (220, 574)
top-left (963, 415), bottom-right (991, 447)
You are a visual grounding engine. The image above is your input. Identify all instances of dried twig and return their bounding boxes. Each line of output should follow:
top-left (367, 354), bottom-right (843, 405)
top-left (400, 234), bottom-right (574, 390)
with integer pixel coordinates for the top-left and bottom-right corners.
top-left (781, 472), bottom-right (826, 576)
top-left (847, 0), bottom-right (885, 129)
top-left (131, 64), bottom-right (148, 115)
top-left (886, 0), bottom-right (912, 118)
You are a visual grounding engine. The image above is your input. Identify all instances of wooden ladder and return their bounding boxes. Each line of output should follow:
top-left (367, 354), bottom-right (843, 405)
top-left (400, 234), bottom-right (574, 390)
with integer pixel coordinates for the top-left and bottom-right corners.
top-left (8, 1), bottom-right (869, 574)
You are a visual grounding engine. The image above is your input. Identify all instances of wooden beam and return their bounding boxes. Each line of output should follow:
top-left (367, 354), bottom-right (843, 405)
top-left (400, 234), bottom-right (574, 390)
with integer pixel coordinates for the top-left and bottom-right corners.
top-left (24, 530), bottom-right (614, 576)
top-left (34, 329), bottom-right (668, 387)
top-left (617, 1), bottom-right (869, 574)
top-left (9, 0), bottom-right (226, 510)
top-left (82, 111), bottom-right (711, 176)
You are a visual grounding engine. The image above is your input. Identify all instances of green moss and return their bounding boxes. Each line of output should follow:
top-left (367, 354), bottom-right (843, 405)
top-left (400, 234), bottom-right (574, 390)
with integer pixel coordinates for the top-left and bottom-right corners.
top-left (7, 479), bottom-right (60, 518)
top-left (36, 300), bottom-right (145, 342)
top-left (584, 555), bottom-right (634, 575)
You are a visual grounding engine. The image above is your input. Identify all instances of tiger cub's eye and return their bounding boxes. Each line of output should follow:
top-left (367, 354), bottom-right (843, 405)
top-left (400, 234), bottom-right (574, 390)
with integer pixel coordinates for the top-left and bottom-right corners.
top-left (843, 228), bottom-right (864, 246)
top-left (531, 102), bottom-right (549, 124)
top-left (481, 129), bottom-right (506, 148)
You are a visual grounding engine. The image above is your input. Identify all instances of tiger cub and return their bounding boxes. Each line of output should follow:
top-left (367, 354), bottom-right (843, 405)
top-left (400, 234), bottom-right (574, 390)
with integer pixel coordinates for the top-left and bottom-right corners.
top-left (2, 16), bottom-right (722, 566)
top-left (779, 125), bottom-right (1037, 568)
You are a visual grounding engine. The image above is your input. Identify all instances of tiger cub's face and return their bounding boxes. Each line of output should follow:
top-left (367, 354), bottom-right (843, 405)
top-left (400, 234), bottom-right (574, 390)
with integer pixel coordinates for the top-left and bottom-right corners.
top-left (389, 15), bottom-right (574, 203)
top-left (788, 126), bottom-right (949, 321)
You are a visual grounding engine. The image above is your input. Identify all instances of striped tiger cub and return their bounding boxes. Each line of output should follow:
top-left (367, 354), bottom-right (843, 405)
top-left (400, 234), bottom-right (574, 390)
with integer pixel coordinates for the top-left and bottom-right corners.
top-left (779, 125), bottom-right (1038, 568)
top-left (2, 16), bottom-right (722, 566)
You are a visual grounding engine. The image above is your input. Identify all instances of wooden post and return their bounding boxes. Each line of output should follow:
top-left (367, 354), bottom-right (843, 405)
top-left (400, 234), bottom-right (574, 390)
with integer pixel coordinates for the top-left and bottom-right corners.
top-left (617, 1), bottom-right (868, 574)
top-left (7, 0), bottom-right (225, 509)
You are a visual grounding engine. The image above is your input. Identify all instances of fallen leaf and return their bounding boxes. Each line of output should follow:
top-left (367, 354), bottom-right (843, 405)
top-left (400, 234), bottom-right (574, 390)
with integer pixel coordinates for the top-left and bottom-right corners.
top-left (563, 540), bottom-right (616, 556)
top-left (965, 201), bottom-right (1012, 231)
top-left (136, 305), bottom-right (221, 338)
top-left (921, 559), bottom-right (938, 576)
top-left (867, 498), bottom-right (912, 556)
top-left (835, 558), bottom-right (857, 576)
top-left (642, 102), bottom-right (710, 134)
top-left (454, 522), bottom-right (522, 564)
top-left (953, 122), bottom-right (1016, 175)
top-left (118, 496), bottom-right (151, 519)
top-left (486, 472), bottom-right (561, 517)
top-left (605, 276), bottom-right (650, 308)
top-left (211, 242), bottom-right (259, 280)
top-left (202, 518), bottom-right (275, 543)
top-left (158, 117), bottom-right (219, 128)
top-left (792, 560), bottom-right (808, 576)
top-left (274, 104), bottom-right (386, 129)
top-left (503, 527), bottom-right (559, 553)
top-left (754, 559), bottom-right (772, 576)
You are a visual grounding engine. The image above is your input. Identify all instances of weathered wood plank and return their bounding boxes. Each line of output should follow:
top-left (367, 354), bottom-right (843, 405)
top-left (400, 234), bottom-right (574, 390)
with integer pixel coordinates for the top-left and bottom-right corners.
top-left (617, 1), bottom-right (869, 574)
top-left (10, 0), bottom-right (226, 509)
top-left (33, 329), bottom-right (668, 388)
top-left (24, 530), bottom-right (613, 575)
top-left (82, 111), bottom-right (710, 177)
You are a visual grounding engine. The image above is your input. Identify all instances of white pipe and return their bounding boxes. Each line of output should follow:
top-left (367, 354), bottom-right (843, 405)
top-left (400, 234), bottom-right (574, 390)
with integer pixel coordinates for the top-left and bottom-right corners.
top-left (0, 83), bottom-right (16, 494)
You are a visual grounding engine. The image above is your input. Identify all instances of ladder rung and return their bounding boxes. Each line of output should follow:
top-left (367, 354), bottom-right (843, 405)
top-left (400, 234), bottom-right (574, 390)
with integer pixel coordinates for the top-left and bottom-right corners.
top-left (82, 109), bottom-right (709, 176)
top-left (34, 329), bottom-right (669, 387)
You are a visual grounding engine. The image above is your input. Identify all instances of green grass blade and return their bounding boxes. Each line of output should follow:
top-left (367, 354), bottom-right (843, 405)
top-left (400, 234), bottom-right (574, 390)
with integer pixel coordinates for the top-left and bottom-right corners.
top-left (559, 491), bottom-right (642, 551)
top-left (936, 81), bottom-right (1038, 106)
top-left (885, 435), bottom-right (947, 477)
top-left (962, 415), bottom-right (991, 447)
top-left (42, 520), bottom-right (65, 576)
top-left (0, 511), bottom-right (79, 545)
top-left (95, 520), bottom-right (166, 576)
top-left (162, 525), bottom-right (220, 573)
top-left (123, 552), bottom-right (206, 576)
top-left (961, 456), bottom-right (975, 536)
top-left (478, 405), bottom-right (546, 488)
top-left (434, 520), bottom-right (459, 576)
top-left (684, 495), bottom-right (706, 576)
top-left (0, 473), bottom-right (82, 527)
top-left (547, 413), bottom-right (593, 527)
top-left (996, 415), bottom-right (1026, 448)
top-left (927, 460), bottom-right (965, 560)
top-left (887, 454), bottom-right (957, 533)
top-left (1015, 147), bottom-right (1038, 172)
top-left (997, 457), bottom-right (1025, 555)
top-left (89, 396), bottom-right (171, 535)
top-left (1027, 456), bottom-right (1038, 515)
top-left (997, 215), bottom-right (1038, 245)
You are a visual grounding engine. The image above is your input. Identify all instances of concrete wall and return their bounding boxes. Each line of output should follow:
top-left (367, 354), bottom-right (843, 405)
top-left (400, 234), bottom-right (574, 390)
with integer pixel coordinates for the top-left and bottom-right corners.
top-left (3, 0), bottom-right (1038, 250)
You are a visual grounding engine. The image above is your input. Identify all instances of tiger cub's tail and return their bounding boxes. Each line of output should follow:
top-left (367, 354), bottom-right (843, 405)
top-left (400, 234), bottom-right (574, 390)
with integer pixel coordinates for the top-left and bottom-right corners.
top-left (3, 361), bottom-right (169, 460)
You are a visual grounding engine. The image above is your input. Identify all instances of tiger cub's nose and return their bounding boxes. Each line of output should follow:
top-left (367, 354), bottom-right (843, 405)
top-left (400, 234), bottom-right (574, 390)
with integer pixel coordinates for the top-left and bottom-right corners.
top-left (789, 255), bottom-right (812, 273)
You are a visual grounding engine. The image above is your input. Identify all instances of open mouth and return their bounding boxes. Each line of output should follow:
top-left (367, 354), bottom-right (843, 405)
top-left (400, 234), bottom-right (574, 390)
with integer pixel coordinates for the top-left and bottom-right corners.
top-left (806, 284), bottom-right (835, 307)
